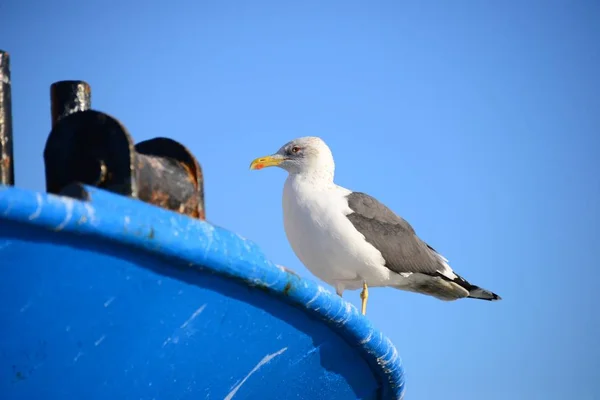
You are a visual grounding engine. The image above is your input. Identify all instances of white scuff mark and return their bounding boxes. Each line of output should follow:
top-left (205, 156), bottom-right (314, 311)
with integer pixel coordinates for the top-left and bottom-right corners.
top-left (345, 303), bottom-right (353, 314)
top-left (94, 335), bottom-right (106, 346)
top-left (20, 301), bottom-right (31, 313)
top-left (2, 200), bottom-right (13, 216)
top-left (341, 312), bottom-right (352, 325)
top-left (54, 199), bottom-right (75, 231)
top-left (381, 346), bottom-right (399, 366)
top-left (251, 278), bottom-right (263, 287)
top-left (224, 347), bottom-right (288, 400)
top-left (290, 345), bottom-right (320, 367)
top-left (238, 232), bottom-right (249, 242)
top-left (73, 351), bottom-right (83, 363)
top-left (124, 216), bottom-right (130, 225)
top-left (157, 280), bottom-right (162, 286)
top-left (65, 326), bottom-right (71, 332)
top-left (376, 341), bottom-right (393, 365)
top-left (360, 331), bottom-right (373, 345)
top-left (333, 314), bottom-right (347, 325)
top-left (377, 339), bottom-right (399, 367)
top-left (162, 336), bottom-right (180, 347)
top-left (202, 233), bottom-right (214, 261)
top-left (334, 303), bottom-right (355, 325)
top-left (305, 291), bottom-right (321, 307)
top-left (84, 203), bottom-right (96, 223)
top-left (264, 278), bottom-right (279, 288)
top-left (28, 193), bottom-right (43, 220)
top-left (343, 303), bottom-right (355, 323)
top-left (180, 304), bottom-right (206, 329)
top-left (162, 305), bottom-right (207, 348)
top-left (104, 297), bottom-right (116, 308)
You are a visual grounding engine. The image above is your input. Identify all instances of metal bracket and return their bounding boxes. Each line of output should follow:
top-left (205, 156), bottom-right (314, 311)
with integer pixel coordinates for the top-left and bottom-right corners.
top-left (43, 81), bottom-right (205, 219)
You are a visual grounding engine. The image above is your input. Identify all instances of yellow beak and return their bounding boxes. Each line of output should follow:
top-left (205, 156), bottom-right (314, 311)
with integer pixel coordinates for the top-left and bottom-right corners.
top-left (249, 154), bottom-right (285, 170)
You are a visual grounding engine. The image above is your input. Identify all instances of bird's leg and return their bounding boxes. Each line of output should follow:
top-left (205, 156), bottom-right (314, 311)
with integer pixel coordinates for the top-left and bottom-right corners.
top-left (360, 281), bottom-right (369, 315)
top-left (335, 283), bottom-right (344, 297)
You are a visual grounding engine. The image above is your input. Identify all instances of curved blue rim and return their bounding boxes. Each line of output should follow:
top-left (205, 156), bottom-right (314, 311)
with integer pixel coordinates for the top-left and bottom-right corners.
top-left (0, 185), bottom-right (405, 399)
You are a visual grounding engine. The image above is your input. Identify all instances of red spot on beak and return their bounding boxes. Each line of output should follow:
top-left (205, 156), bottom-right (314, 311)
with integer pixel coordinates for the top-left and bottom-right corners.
top-left (255, 164), bottom-right (264, 170)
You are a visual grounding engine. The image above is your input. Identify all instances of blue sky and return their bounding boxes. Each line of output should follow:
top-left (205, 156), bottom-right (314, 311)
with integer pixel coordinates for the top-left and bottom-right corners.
top-left (2, 1), bottom-right (599, 398)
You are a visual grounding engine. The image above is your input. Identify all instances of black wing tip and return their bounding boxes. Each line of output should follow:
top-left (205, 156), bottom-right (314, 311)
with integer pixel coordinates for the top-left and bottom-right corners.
top-left (467, 286), bottom-right (502, 301)
top-left (434, 272), bottom-right (502, 302)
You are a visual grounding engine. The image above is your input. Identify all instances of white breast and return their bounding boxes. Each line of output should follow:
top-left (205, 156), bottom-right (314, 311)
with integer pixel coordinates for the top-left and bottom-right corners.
top-left (281, 175), bottom-right (390, 290)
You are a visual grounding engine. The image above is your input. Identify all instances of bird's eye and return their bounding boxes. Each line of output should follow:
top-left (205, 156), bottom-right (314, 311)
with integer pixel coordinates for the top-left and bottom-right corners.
top-left (291, 146), bottom-right (301, 153)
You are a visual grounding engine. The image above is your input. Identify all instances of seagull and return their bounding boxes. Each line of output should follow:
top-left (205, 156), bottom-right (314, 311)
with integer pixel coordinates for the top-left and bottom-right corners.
top-left (250, 136), bottom-right (501, 315)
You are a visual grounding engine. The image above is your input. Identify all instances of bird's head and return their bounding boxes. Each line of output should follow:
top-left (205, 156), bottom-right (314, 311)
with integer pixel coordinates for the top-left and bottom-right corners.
top-left (250, 136), bottom-right (335, 178)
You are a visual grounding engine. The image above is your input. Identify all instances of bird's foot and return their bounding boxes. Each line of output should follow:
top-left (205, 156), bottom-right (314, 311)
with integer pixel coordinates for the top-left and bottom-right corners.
top-left (360, 281), bottom-right (369, 315)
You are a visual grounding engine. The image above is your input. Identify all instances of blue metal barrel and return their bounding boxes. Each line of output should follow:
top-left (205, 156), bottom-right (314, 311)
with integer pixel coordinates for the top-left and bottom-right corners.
top-left (0, 185), bottom-right (405, 399)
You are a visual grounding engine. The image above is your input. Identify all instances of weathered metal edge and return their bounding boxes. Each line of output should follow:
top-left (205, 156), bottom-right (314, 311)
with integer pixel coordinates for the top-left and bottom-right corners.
top-left (0, 185), bottom-right (406, 399)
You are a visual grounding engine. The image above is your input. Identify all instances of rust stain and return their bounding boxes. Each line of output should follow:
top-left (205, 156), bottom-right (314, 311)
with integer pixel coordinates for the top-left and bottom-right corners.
top-left (179, 158), bottom-right (205, 220)
top-left (149, 190), bottom-right (170, 206)
top-left (283, 281), bottom-right (292, 296)
top-left (179, 161), bottom-right (196, 185)
top-left (140, 185), bottom-right (202, 219)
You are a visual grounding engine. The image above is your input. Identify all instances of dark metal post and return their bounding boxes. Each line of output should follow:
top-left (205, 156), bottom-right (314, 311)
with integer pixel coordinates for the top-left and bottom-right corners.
top-left (50, 80), bottom-right (91, 127)
top-left (0, 50), bottom-right (14, 186)
top-left (45, 110), bottom-right (205, 220)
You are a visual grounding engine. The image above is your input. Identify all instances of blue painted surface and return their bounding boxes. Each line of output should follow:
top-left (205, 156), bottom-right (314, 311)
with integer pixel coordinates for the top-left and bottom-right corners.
top-left (0, 185), bottom-right (405, 399)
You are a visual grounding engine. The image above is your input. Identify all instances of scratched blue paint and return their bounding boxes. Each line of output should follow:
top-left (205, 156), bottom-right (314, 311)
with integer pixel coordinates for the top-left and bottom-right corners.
top-left (0, 185), bottom-right (405, 399)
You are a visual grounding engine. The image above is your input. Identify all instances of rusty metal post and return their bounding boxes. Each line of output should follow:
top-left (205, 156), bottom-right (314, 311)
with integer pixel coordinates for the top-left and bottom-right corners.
top-left (50, 80), bottom-right (91, 127)
top-left (0, 50), bottom-right (14, 186)
top-left (135, 138), bottom-right (205, 220)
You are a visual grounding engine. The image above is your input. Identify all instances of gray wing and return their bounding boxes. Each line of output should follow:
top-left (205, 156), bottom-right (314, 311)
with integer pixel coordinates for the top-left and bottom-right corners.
top-left (345, 191), bottom-right (446, 276)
